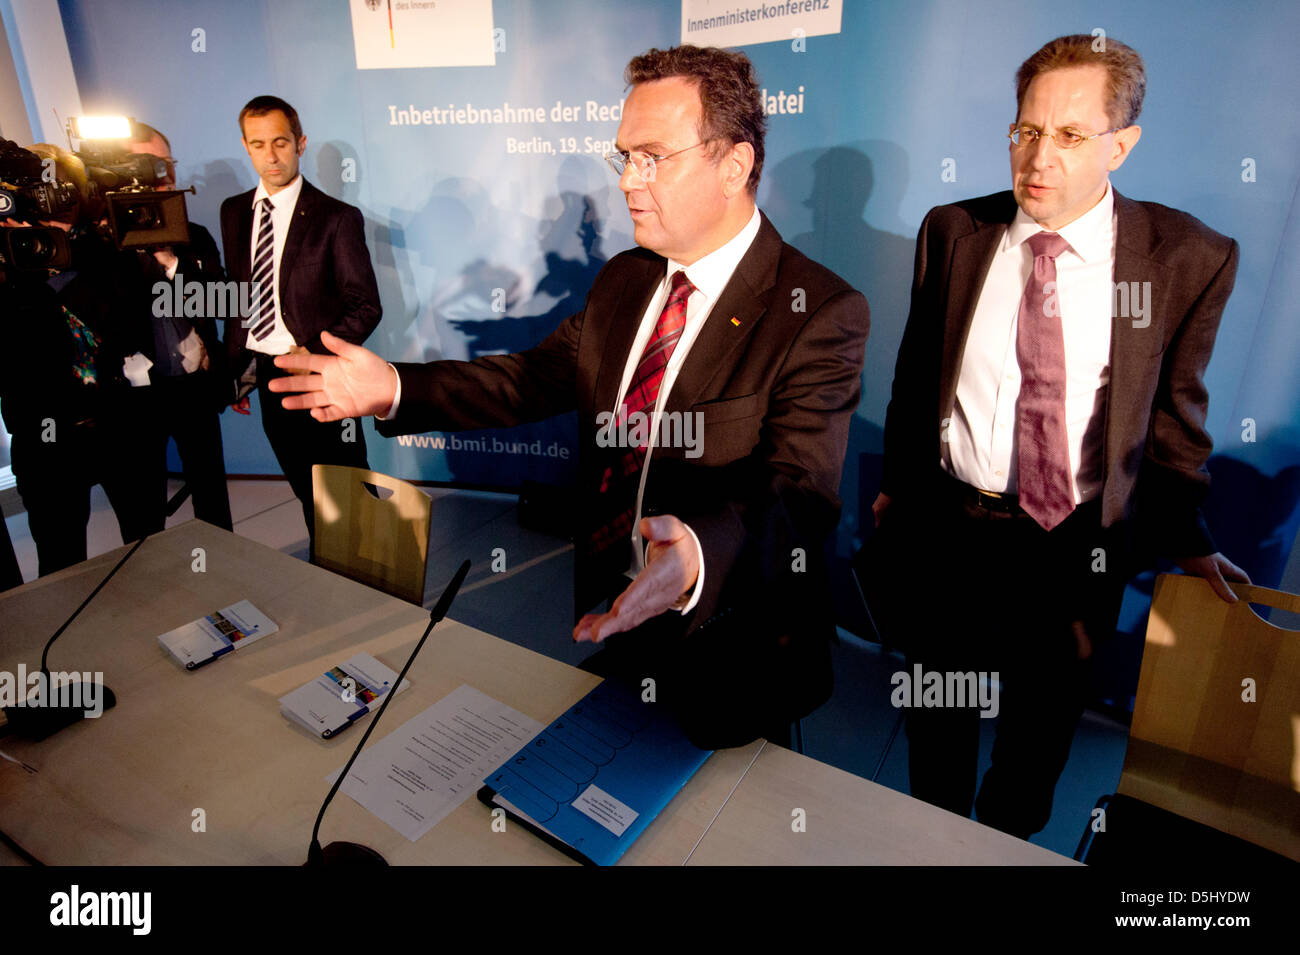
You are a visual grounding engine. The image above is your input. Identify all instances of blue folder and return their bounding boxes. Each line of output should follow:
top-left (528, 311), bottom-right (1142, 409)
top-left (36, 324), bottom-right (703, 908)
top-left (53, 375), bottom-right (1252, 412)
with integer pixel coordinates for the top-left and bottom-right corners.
top-left (478, 680), bottom-right (712, 865)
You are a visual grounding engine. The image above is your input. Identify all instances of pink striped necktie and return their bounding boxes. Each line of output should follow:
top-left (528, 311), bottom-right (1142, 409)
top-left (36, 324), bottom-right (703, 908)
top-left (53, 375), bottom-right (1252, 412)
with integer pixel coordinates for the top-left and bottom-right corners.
top-left (1015, 231), bottom-right (1074, 531)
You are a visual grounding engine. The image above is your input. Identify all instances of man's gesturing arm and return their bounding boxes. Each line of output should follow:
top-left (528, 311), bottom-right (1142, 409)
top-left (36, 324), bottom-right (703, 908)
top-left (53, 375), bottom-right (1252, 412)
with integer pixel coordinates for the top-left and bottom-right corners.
top-left (269, 331), bottom-right (398, 420)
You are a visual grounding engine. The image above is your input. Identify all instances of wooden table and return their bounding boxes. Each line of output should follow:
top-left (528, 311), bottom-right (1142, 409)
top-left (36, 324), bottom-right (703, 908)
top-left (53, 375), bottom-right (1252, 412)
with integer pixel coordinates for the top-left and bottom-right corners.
top-left (0, 521), bottom-right (1072, 866)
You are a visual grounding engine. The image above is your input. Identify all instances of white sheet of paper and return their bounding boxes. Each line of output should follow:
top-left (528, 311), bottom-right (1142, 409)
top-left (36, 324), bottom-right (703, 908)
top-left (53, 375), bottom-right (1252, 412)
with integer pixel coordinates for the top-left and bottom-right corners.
top-left (330, 684), bottom-right (542, 842)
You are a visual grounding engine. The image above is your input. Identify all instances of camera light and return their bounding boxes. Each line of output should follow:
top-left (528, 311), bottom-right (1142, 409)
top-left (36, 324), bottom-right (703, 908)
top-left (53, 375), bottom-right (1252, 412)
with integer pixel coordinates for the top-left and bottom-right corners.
top-left (70, 115), bottom-right (133, 140)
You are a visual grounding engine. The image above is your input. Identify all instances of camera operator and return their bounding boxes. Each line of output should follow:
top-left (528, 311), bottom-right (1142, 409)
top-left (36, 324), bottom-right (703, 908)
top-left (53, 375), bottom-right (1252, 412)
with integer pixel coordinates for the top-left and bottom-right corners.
top-left (0, 141), bottom-right (163, 576)
top-left (113, 122), bottom-right (232, 531)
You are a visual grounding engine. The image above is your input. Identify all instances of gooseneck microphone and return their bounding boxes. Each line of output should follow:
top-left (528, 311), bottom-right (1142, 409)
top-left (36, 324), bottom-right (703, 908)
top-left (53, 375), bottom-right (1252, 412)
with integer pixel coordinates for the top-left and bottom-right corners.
top-left (0, 538), bottom-right (143, 740)
top-left (306, 559), bottom-right (472, 866)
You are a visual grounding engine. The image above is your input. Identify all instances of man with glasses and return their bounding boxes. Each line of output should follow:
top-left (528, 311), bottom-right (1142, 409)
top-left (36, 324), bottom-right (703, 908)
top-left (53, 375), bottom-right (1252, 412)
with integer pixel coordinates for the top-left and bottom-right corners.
top-left (269, 45), bottom-right (870, 749)
top-left (874, 34), bottom-right (1248, 839)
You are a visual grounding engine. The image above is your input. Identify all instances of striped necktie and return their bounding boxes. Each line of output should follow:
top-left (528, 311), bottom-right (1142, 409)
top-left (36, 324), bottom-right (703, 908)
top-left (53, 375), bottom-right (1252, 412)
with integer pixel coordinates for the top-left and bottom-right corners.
top-left (249, 197), bottom-right (276, 341)
top-left (589, 269), bottom-right (695, 556)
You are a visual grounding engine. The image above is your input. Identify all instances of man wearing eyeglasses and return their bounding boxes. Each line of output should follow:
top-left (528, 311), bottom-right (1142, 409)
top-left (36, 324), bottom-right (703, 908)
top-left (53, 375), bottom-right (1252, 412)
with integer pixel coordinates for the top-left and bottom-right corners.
top-left (269, 44), bottom-right (870, 749)
top-left (874, 34), bottom-right (1248, 839)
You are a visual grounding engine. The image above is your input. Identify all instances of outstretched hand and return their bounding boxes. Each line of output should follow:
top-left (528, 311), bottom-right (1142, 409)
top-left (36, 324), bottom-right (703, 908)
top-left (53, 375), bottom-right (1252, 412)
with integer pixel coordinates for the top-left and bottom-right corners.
top-left (267, 331), bottom-right (397, 421)
top-left (573, 515), bottom-right (700, 644)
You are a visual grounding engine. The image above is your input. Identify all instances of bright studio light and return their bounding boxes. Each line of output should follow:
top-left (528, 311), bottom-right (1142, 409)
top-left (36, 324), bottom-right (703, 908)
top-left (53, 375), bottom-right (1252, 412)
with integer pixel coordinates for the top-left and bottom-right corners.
top-left (69, 115), bottom-right (132, 140)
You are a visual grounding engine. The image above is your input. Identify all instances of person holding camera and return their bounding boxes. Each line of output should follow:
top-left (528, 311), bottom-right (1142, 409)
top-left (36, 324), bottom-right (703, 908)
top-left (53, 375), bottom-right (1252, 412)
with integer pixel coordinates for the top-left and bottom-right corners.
top-left (111, 122), bottom-right (234, 531)
top-left (0, 141), bottom-right (162, 576)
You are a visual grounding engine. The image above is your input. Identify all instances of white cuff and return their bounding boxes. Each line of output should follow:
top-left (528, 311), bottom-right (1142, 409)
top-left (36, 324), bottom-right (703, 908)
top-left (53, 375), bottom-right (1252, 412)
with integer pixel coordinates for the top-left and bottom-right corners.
top-left (376, 363), bottom-right (401, 420)
top-left (645, 522), bottom-right (704, 614)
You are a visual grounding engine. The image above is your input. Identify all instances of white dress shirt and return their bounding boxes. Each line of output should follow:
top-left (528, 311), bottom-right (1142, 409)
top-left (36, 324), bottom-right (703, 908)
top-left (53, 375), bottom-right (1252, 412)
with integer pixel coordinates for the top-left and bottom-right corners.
top-left (945, 183), bottom-right (1116, 503)
top-left (616, 205), bottom-right (762, 611)
top-left (244, 174), bottom-right (304, 356)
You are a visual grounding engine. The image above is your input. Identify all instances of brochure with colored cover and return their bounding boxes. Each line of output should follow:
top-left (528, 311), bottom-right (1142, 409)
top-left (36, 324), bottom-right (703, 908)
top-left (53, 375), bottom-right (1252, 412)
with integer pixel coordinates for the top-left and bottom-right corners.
top-left (478, 679), bottom-right (712, 866)
top-left (156, 600), bottom-right (278, 670)
top-left (279, 652), bottom-right (410, 739)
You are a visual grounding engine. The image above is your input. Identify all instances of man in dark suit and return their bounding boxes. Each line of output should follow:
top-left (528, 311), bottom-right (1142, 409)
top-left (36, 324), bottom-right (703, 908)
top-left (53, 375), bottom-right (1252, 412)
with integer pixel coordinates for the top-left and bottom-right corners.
top-left (220, 96), bottom-right (381, 538)
top-left (874, 35), bottom-right (1249, 839)
top-left (124, 122), bottom-right (233, 531)
top-left (269, 45), bottom-right (870, 748)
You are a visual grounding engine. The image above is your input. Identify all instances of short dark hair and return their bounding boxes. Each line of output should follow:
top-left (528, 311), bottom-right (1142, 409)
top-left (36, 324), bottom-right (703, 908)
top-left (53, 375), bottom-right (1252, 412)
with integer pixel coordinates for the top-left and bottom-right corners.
top-left (131, 121), bottom-right (170, 152)
top-left (238, 95), bottom-right (303, 141)
top-left (624, 45), bottom-right (766, 194)
top-left (1015, 34), bottom-right (1146, 129)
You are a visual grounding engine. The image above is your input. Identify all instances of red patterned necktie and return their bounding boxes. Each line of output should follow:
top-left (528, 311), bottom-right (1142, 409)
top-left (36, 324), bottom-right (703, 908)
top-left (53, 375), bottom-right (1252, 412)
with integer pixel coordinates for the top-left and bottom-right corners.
top-left (1015, 231), bottom-right (1074, 531)
top-left (589, 269), bottom-right (695, 555)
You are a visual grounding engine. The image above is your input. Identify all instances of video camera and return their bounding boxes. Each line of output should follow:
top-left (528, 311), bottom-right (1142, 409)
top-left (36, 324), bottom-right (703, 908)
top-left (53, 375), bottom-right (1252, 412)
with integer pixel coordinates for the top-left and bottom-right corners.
top-left (69, 116), bottom-right (193, 251)
top-left (0, 139), bottom-right (74, 272)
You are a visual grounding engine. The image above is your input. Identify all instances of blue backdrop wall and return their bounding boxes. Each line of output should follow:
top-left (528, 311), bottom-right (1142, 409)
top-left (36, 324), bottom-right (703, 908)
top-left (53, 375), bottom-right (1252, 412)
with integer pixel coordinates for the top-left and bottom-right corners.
top-left (54, 0), bottom-right (1300, 590)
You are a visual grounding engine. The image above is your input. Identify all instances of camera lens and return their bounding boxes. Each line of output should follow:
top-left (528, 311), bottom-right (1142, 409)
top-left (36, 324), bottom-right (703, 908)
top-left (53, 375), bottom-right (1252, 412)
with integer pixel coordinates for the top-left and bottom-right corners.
top-left (124, 205), bottom-right (160, 228)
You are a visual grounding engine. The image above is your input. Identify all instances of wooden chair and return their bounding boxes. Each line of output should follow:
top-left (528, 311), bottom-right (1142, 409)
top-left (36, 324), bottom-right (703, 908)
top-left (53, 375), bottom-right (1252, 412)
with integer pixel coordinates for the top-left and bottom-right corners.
top-left (1077, 573), bottom-right (1300, 865)
top-left (311, 465), bottom-right (432, 605)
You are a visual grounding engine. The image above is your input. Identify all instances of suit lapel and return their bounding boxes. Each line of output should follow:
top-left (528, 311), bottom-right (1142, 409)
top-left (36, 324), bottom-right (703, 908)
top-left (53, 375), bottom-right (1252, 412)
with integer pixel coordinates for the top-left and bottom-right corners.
top-left (1105, 190), bottom-right (1173, 510)
top-left (233, 193), bottom-right (254, 281)
top-left (591, 212), bottom-right (777, 416)
top-left (939, 206), bottom-right (1009, 420)
top-left (278, 177), bottom-right (316, 300)
top-left (666, 213), bottom-right (779, 413)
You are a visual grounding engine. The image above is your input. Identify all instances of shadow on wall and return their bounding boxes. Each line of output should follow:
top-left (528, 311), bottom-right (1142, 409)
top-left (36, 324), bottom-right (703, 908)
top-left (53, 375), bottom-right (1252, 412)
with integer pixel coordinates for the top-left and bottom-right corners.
top-left (315, 141), bottom-right (410, 370)
top-left (763, 141), bottom-right (916, 557)
top-left (362, 157), bottom-right (629, 487)
top-left (188, 159), bottom-right (246, 243)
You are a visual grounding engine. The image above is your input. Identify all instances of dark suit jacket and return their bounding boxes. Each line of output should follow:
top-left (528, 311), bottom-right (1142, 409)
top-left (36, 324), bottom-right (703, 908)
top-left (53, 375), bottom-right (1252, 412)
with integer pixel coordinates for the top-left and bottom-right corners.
top-left (0, 234), bottom-right (133, 438)
top-left (882, 189), bottom-right (1238, 560)
top-left (112, 222), bottom-right (229, 404)
top-left (377, 212), bottom-right (870, 746)
top-left (219, 177), bottom-right (380, 361)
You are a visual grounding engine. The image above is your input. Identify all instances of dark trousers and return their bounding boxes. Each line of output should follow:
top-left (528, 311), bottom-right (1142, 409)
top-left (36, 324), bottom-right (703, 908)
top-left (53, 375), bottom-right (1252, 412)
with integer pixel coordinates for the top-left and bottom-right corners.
top-left (256, 354), bottom-right (369, 541)
top-left (893, 473), bottom-right (1126, 840)
top-left (152, 372), bottom-right (233, 531)
top-left (11, 414), bottom-right (164, 578)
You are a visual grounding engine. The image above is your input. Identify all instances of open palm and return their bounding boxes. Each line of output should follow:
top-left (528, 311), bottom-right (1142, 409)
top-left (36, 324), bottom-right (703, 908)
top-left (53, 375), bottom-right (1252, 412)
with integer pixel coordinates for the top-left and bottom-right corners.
top-left (267, 331), bottom-right (397, 421)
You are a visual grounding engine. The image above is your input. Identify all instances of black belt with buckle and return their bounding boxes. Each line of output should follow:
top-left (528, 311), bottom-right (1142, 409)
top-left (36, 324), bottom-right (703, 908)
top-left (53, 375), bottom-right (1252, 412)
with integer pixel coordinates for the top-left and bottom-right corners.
top-left (970, 486), bottom-right (1019, 513)
top-left (941, 469), bottom-right (1021, 514)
